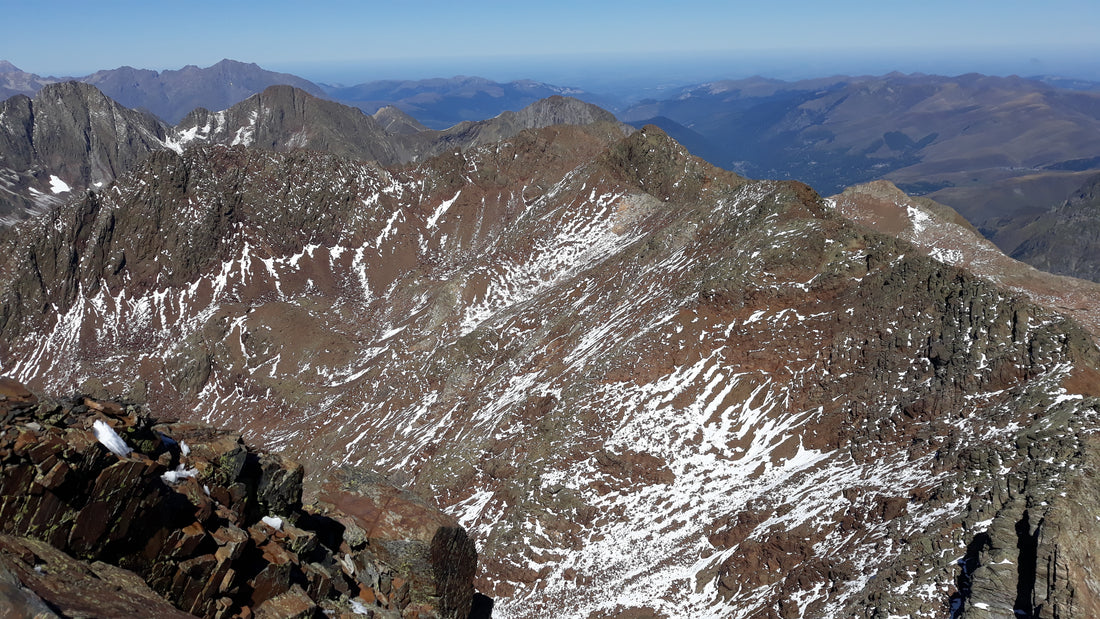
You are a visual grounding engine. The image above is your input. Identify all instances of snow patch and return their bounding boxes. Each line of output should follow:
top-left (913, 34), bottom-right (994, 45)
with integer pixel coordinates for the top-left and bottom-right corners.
top-left (426, 190), bottom-right (461, 228)
top-left (48, 175), bottom-right (70, 194)
top-left (161, 464), bottom-right (199, 484)
top-left (92, 420), bottom-right (131, 457)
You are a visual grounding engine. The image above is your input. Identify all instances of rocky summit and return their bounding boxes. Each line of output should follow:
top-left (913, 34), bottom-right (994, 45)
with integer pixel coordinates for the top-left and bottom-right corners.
top-left (1, 116), bottom-right (1100, 619)
top-left (0, 377), bottom-right (480, 619)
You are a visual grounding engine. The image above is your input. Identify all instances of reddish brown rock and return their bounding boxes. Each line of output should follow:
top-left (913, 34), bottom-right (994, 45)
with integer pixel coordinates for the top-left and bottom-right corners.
top-left (0, 533), bottom-right (194, 619)
top-left (0, 385), bottom-right (485, 619)
top-left (254, 584), bottom-right (317, 618)
top-left (0, 378), bottom-right (36, 413)
top-left (316, 469), bottom-right (478, 619)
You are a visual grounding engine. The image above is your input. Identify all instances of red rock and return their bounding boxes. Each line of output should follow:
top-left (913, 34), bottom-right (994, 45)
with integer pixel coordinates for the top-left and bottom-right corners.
top-left (254, 585), bottom-right (317, 619)
top-left (68, 500), bottom-right (111, 554)
top-left (248, 561), bottom-right (291, 606)
top-left (0, 533), bottom-right (193, 618)
top-left (87, 397), bottom-right (126, 416)
top-left (301, 562), bottom-right (334, 599)
top-left (0, 378), bottom-right (32, 398)
top-left (259, 538), bottom-right (295, 567)
top-left (211, 525), bottom-right (249, 563)
top-left (36, 459), bottom-right (69, 490)
top-left (159, 521), bottom-right (207, 561)
top-left (12, 430), bottom-right (37, 453)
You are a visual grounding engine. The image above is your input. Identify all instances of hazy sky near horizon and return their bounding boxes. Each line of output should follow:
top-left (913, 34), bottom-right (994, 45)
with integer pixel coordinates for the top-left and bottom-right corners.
top-left (6, 0), bottom-right (1100, 85)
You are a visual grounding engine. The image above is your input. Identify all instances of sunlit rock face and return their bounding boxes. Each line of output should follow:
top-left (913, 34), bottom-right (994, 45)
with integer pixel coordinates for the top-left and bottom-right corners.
top-left (2, 123), bottom-right (1100, 618)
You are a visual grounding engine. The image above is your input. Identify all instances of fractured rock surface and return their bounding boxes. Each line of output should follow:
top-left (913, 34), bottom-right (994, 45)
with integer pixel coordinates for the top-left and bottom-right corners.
top-left (0, 381), bottom-right (480, 618)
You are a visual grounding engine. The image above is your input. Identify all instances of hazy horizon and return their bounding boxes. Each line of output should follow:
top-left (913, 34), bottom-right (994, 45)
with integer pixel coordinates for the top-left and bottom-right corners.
top-left (7, 47), bottom-right (1100, 104)
top-left (5, 0), bottom-right (1098, 96)
top-left (269, 47), bottom-right (1100, 94)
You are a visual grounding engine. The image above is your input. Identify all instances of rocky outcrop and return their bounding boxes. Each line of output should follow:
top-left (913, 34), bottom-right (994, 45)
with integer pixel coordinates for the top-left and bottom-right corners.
top-left (0, 378), bottom-right (481, 618)
top-left (0, 81), bottom-right (168, 221)
top-left (314, 470), bottom-right (478, 619)
top-left (0, 533), bottom-right (196, 619)
top-left (829, 180), bottom-right (1100, 338)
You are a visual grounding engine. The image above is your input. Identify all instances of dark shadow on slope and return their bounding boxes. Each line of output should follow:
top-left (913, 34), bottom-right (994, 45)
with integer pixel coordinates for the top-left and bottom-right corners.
top-left (950, 531), bottom-right (991, 618)
top-left (1014, 510), bottom-right (1041, 617)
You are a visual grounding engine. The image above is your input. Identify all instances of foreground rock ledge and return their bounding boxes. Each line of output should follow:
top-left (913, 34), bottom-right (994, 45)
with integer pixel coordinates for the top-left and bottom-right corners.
top-left (0, 377), bottom-right (481, 619)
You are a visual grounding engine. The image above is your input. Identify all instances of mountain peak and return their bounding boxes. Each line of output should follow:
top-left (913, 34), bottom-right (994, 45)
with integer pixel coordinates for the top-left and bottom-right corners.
top-left (511, 95), bottom-right (620, 127)
top-left (0, 60), bottom-right (21, 73)
top-left (213, 58), bottom-right (260, 69)
top-left (38, 79), bottom-right (111, 99)
top-left (372, 105), bottom-right (429, 134)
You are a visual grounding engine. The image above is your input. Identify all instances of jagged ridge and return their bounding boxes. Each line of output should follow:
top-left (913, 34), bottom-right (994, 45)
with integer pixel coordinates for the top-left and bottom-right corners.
top-left (2, 124), bottom-right (1100, 617)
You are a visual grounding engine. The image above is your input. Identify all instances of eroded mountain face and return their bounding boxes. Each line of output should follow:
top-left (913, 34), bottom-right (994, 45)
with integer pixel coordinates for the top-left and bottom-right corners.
top-left (2, 124), bottom-right (1099, 618)
top-left (0, 82), bottom-right (168, 221)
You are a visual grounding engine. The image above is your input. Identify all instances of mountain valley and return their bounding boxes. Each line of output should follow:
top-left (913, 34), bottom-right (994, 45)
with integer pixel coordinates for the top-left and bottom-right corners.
top-left (622, 73), bottom-right (1100, 227)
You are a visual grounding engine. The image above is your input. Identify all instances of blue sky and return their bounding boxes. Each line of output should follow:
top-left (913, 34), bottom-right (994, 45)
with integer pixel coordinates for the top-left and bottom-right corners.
top-left (5, 0), bottom-right (1100, 86)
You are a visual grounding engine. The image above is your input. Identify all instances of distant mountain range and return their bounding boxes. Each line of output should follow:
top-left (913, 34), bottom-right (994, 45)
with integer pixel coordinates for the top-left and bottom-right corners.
top-left (0, 59), bottom-right (326, 124)
top-left (80, 59), bottom-right (328, 124)
top-left (318, 76), bottom-right (610, 130)
top-left (0, 59), bottom-right (607, 129)
top-left (621, 73), bottom-right (1100, 225)
top-left (5, 60), bottom-right (1099, 229)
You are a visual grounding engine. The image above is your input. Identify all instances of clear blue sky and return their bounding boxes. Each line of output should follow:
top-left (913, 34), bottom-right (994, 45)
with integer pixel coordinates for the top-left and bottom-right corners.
top-left (5, 0), bottom-right (1099, 85)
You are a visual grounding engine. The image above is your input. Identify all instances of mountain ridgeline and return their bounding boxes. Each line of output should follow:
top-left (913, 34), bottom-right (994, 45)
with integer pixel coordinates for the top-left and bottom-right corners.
top-left (0, 80), bottom-right (628, 222)
top-left (1, 106), bottom-right (1100, 619)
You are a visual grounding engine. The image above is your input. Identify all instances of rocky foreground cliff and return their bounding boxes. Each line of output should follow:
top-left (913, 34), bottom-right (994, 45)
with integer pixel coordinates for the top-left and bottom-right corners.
top-left (0, 376), bottom-right (483, 619)
top-left (1, 122), bottom-right (1100, 618)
